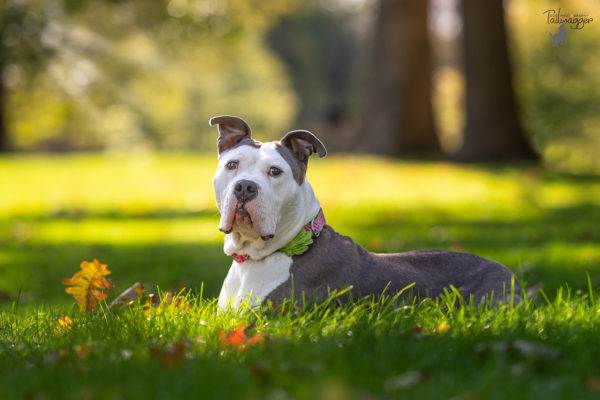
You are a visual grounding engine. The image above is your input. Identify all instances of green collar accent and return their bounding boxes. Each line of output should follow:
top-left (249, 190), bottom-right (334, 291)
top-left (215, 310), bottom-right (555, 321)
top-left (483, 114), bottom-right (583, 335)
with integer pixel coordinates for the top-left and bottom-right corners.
top-left (279, 229), bottom-right (315, 257)
top-left (279, 208), bottom-right (325, 257)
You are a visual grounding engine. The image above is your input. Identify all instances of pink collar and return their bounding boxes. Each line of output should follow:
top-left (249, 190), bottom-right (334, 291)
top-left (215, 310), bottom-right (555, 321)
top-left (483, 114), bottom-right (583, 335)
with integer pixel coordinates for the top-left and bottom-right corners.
top-left (232, 208), bottom-right (326, 263)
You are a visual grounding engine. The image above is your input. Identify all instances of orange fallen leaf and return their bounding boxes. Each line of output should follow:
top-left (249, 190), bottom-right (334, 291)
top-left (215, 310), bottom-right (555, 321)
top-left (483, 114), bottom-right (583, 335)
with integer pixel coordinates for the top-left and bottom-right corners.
top-left (246, 332), bottom-right (264, 346)
top-left (219, 324), bottom-right (263, 350)
top-left (221, 324), bottom-right (246, 349)
top-left (62, 259), bottom-right (114, 312)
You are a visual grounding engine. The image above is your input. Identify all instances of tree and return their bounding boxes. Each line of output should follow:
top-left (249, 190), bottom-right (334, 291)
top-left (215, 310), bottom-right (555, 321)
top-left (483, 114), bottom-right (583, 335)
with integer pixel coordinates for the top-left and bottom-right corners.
top-left (456, 0), bottom-right (538, 161)
top-left (0, 77), bottom-right (6, 152)
top-left (357, 0), bottom-right (440, 156)
top-left (0, 0), bottom-right (50, 151)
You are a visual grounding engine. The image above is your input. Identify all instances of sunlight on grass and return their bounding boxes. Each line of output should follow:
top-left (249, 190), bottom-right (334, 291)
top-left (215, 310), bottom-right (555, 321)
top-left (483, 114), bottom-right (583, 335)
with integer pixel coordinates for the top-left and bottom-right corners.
top-left (0, 153), bottom-right (598, 306)
top-left (0, 154), bottom-right (218, 216)
top-left (2, 154), bottom-right (599, 218)
top-left (20, 218), bottom-right (222, 245)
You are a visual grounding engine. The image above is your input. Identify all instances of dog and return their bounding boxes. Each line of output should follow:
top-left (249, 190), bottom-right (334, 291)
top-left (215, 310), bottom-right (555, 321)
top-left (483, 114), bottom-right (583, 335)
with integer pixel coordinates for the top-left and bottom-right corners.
top-left (210, 115), bottom-right (522, 310)
top-left (550, 24), bottom-right (567, 46)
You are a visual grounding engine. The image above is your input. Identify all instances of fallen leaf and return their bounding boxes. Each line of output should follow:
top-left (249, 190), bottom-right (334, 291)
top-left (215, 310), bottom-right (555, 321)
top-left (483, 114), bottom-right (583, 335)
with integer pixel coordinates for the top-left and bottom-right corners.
top-left (219, 324), bottom-right (264, 350)
top-left (246, 332), bottom-right (264, 346)
top-left (148, 293), bottom-right (160, 307)
top-left (59, 315), bottom-right (74, 329)
top-left (151, 338), bottom-right (190, 367)
top-left (75, 344), bottom-right (92, 358)
top-left (588, 377), bottom-right (600, 393)
top-left (62, 260), bottom-right (114, 312)
top-left (173, 295), bottom-right (192, 310)
top-left (54, 315), bottom-right (76, 334)
top-left (219, 324), bottom-right (246, 349)
top-left (142, 291), bottom-right (191, 316)
top-left (109, 282), bottom-right (144, 309)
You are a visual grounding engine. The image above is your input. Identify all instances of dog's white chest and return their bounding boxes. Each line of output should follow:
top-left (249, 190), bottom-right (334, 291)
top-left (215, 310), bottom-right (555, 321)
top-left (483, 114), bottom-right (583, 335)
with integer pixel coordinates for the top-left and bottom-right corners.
top-left (218, 252), bottom-right (292, 310)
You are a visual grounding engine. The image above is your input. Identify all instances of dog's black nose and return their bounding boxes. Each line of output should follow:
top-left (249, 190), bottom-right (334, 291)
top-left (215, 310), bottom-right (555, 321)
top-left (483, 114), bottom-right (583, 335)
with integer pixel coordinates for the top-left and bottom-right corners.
top-left (234, 180), bottom-right (258, 202)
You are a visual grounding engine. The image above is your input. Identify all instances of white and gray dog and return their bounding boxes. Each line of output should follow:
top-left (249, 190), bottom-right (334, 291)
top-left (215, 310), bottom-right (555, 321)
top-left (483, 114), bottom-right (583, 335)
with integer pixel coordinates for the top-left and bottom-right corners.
top-left (210, 115), bottom-right (521, 310)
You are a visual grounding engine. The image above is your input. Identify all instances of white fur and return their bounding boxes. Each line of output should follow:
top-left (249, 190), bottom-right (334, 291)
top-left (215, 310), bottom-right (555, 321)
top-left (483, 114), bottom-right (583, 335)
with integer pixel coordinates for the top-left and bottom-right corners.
top-left (214, 142), bottom-right (320, 310)
top-left (218, 252), bottom-right (293, 310)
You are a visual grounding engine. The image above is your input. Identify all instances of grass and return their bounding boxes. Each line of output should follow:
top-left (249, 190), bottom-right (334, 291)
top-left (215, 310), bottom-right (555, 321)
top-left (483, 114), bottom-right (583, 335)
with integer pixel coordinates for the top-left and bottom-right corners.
top-left (1, 153), bottom-right (600, 399)
top-left (3, 291), bottom-right (600, 399)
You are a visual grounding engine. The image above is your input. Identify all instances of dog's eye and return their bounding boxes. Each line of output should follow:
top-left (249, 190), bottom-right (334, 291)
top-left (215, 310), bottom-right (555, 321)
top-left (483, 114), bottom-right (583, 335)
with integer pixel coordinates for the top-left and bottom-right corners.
top-left (226, 161), bottom-right (239, 170)
top-left (268, 166), bottom-right (282, 177)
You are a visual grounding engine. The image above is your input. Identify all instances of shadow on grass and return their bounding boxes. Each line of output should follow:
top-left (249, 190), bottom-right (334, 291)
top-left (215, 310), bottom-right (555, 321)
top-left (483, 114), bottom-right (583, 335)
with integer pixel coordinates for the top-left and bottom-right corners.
top-left (2, 208), bottom-right (219, 222)
top-left (0, 203), bottom-right (598, 306)
top-left (0, 241), bottom-right (229, 307)
top-left (336, 203), bottom-right (600, 293)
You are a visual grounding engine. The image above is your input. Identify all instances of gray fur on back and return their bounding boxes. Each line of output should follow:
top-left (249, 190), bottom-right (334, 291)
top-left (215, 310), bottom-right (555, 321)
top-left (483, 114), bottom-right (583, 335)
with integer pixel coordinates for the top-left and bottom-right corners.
top-left (266, 225), bottom-right (521, 305)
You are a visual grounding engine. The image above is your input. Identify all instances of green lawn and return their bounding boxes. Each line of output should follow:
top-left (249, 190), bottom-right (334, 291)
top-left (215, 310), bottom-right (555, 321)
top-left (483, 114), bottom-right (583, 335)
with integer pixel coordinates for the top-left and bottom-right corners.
top-left (1, 153), bottom-right (600, 399)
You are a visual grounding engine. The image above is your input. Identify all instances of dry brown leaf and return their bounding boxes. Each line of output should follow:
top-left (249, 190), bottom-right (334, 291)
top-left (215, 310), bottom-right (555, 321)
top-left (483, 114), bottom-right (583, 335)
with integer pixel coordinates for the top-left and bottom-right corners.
top-left (151, 338), bottom-right (190, 367)
top-left (109, 282), bottom-right (144, 309)
top-left (142, 291), bottom-right (191, 316)
top-left (62, 259), bottom-right (114, 312)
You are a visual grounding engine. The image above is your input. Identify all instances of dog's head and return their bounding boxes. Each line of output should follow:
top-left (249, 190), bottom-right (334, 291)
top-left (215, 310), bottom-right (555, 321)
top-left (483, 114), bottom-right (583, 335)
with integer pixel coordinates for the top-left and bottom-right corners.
top-left (210, 115), bottom-right (326, 259)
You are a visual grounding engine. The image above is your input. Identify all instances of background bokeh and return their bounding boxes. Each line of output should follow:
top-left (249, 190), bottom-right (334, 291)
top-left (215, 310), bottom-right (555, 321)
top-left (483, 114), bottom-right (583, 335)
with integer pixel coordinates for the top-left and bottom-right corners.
top-left (1, 0), bottom-right (599, 171)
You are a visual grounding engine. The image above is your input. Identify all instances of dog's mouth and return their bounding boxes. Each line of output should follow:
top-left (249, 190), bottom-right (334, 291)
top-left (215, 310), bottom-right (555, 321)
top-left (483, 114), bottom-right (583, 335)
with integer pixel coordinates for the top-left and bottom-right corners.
top-left (219, 201), bottom-right (274, 241)
top-left (234, 202), bottom-right (253, 226)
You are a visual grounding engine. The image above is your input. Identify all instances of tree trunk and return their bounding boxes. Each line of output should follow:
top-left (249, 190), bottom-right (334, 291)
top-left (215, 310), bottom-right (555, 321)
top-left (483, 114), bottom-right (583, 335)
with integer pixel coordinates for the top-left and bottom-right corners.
top-left (0, 79), bottom-right (8, 152)
top-left (456, 0), bottom-right (537, 162)
top-left (357, 0), bottom-right (440, 156)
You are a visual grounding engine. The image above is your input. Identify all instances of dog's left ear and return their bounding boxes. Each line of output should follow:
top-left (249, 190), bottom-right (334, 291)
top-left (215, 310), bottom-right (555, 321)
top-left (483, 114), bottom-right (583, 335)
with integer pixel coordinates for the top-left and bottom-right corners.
top-left (280, 130), bottom-right (327, 165)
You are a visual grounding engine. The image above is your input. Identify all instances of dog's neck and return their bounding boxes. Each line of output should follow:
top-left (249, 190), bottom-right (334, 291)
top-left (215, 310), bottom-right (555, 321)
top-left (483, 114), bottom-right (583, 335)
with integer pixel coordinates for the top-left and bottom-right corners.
top-left (223, 180), bottom-right (321, 261)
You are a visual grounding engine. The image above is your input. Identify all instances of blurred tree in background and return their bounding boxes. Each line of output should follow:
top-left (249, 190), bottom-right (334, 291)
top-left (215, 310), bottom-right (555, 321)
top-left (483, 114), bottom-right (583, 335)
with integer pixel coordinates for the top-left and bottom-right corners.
top-left (1, 0), bottom-right (599, 172)
top-left (456, 0), bottom-right (538, 162)
top-left (358, 0), bottom-right (441, 156)
top-left (267, 0), bottom-right (367, 152)
top-left (0, 0), bottom-right (55, 151)
top-left (2, 0), bottom-right (298, 151)
top-left (508, 1), bottom-right (600, 173)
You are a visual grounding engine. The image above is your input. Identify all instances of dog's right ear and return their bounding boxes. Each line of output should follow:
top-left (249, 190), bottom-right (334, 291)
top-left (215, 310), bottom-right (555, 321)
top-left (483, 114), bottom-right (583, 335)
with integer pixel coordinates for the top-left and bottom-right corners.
top-left (209, 115), bottom-right (252, 154)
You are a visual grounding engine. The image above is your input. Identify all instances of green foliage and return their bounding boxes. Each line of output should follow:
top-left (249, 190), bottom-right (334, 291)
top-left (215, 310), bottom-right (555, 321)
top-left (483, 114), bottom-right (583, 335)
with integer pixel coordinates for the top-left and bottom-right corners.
top-left (4, 0), bottom-right (299, 151)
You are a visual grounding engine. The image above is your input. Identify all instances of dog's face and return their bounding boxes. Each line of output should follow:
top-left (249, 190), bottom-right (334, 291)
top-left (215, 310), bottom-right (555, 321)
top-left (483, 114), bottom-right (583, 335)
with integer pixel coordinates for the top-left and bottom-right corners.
top-left (210, 116), bottom-right (326, 258)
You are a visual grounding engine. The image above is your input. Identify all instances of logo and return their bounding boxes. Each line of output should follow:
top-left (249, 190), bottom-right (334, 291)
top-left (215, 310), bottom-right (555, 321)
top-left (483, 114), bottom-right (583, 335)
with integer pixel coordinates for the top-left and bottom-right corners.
top-left (549, 24), bottom-right (567, 46)
top-left (543, 8), bottom-right (594, 46)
